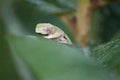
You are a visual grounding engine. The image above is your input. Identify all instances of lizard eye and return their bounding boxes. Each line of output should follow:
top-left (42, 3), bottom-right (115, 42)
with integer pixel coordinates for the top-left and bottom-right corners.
top-left (63, 36), bottom-right (67, 40)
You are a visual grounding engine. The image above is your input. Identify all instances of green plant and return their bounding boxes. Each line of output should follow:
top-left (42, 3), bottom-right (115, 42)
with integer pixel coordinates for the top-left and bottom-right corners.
top-left (0, 0), bottom-right (120, 80)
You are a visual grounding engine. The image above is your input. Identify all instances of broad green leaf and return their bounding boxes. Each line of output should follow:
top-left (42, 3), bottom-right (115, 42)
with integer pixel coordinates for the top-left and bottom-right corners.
top-left (91, 39), bottom-right (120, 79)
top-left (7, 35), bottom-right (113, 80)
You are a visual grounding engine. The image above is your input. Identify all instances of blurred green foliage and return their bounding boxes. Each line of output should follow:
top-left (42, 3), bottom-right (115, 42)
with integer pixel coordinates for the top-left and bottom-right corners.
top-left (26, 0), bottom-right (77, 14)
top-left (91, 39), bottom-right (120, 79)
top-left (92, 2), bottom-right (120, 43)
top-left (0, 17), bottom-right (20, 80)
top-left (0, 0), bottom-right (120, 80)
top-left (112, 30), bottom-right (120, 40)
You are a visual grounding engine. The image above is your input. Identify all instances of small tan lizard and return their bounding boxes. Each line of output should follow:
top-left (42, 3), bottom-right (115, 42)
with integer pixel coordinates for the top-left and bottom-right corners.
top-left (35, 23), bottom-right (72, 45)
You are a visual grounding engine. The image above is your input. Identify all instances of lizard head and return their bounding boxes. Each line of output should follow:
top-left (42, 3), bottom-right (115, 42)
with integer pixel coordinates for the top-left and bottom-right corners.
top-left (35, 23), bottom-right (52, 36)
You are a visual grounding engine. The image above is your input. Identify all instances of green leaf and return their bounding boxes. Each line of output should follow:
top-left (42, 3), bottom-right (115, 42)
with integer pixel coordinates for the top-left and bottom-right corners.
top-left (7, 35), bottom-right (113, 80)
top-left (0, 17), bottom-right (20, 80)
top-left (92, 2), bottom-right (120, 43)
top-left (112, 30), bottom-right (120, 40)
top-left (91, 39), bottom-right (120, 79)
top-left (25, 0), bottom-right (77, 14)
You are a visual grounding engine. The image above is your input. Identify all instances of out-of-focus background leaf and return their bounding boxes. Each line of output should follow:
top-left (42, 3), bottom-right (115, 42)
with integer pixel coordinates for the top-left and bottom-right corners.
top-left (0, 16), bottom-right (20, 80)
top-left (92, 2), bottom-right (120, 44)
top-left (25, 0), bottom-right (77, 14)
top-left (91, 39), bottom-right (120, 79)
top-left (112, 30), bottom-right (120, 40)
